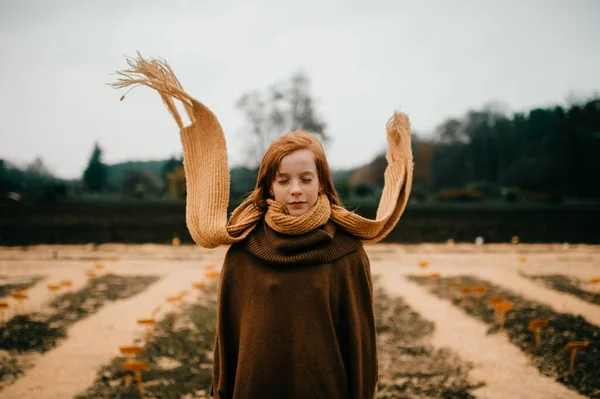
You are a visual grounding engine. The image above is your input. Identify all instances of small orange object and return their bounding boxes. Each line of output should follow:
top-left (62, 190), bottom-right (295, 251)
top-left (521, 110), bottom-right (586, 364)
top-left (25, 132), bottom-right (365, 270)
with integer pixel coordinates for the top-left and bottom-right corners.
top-left (85, 270), bottom-right (97, 278)
top-left (429, 273), bottom-right (440, 280)
top-left (177, 290), bottom-right (190, 300)
top-left (495, 301), bottom-right (514, 332)
top-left (94, 263), bottom-right (105, 270)
top-left (206, 270), bottom-right (221, 280)
top-left (448, 280), bottom-right (461, 288)
top-left (11, 292), bottom-right (28, 300)
top-left (192, 282), bottom-right (205, 290)
top-left (166, 296), bottom-right (181, 304)
top-left (488, 295), bottom-right (505, 306)
top-left (470, 286), bottom-right (488, 306)
top-left (15, 285), bottom-right (31, 294)
top-left (136, 318), bottom-right (156, 340)
top-left (528, 319), bottom-right (549, 349)
top-left (565, 341), bottom-right (589, 372)
top-left (10, 292), bottom-right (28, 314)
top-left (119, 345), bottom-right (143, 361)
top-left (123, 360), bottom-right (148, 398)
top-left (10, 292), bottom-right (29, 301)
top-left (588, 278), bottom-right (600, 301)
top-left (60, 280), bottom-right (73, 287)
top-left (459, 287), bottom-right (472, 306)
top-left (204, 262), bottom-right (216, 270)
top-left (418, 261), bottom-right (429, 269)
top-left (47, 284), bottom-right (61, 299)
top-left (0, 301), bottom-right (8, 323)
top-left (123, 360), bottom-right (149, 372)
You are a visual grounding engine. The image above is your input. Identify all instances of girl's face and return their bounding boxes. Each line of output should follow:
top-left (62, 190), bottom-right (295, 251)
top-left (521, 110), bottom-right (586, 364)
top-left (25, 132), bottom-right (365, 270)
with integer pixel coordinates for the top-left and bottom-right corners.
top-left (271, 149), bottom-right (320, 216)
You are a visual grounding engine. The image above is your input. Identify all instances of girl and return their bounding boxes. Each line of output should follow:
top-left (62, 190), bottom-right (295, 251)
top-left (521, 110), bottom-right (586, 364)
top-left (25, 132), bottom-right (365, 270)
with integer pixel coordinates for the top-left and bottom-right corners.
top-left (113, 55), bottom-right (413, 399)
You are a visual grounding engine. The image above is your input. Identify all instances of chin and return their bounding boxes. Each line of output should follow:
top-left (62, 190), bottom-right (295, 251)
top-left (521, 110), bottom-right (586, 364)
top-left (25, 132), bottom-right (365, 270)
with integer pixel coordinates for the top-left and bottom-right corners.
top-left (287, 207), bottom-right (309, 217)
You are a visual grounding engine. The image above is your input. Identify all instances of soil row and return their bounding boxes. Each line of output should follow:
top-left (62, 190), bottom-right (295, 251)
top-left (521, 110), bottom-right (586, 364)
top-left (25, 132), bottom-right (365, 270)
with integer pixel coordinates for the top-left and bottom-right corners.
top-left (408, 274), bottom-right (600, 397)
top-left (524, 274), bottom-right (600, 306)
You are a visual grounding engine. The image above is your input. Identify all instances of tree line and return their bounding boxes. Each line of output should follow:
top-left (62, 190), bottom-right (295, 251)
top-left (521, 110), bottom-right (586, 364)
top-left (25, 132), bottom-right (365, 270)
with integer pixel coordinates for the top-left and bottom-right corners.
top-left (1, 71), bottom-right (599, 205)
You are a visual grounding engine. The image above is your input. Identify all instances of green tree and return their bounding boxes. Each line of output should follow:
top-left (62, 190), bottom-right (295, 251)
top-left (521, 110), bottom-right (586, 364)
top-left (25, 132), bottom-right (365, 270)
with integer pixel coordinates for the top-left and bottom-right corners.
top-left (430, 97), bottom-right (600, 199)
top-left (82, 143), bottom-right (108, 193)
top-left (121, 168), bottom-right (162, 198)
top-left (160, 156), bottom-right (183, 185)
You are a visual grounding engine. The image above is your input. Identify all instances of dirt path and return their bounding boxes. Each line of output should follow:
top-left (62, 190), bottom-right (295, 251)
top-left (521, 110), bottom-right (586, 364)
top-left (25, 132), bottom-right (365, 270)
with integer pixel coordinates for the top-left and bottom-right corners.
top-left (475, 269), bottom-right (600, 327)
top-left (375, 262), bottom-right (586, 399)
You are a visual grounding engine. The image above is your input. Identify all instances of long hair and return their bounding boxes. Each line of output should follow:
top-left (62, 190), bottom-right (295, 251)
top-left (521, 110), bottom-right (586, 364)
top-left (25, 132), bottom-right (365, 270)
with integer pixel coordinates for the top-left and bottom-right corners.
top-left (250, 131), bottom-right (341, 211)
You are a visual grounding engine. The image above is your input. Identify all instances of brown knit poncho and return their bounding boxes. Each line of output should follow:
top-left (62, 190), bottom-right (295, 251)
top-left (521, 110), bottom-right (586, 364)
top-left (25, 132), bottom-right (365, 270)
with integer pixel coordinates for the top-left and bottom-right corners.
top-left (111, 54), bottom-right (414, 248)
top-left (212, 220), bottom-right (377, 399)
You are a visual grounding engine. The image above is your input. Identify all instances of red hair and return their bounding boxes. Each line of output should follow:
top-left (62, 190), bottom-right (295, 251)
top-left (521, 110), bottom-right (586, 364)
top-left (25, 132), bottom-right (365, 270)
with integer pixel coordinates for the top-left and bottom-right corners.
top-left (250, 131), bottom-right (341, 210)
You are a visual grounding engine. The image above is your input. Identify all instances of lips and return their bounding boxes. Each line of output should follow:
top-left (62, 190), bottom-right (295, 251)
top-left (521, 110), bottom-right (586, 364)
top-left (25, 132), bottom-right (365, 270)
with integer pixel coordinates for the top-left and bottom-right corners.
top-left (288, 202), bottom-right (306, 205)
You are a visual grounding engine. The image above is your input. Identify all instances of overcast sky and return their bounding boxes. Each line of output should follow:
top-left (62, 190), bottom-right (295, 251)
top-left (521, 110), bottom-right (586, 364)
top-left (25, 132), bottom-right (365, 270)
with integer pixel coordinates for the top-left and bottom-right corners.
top-left (1, 0), bottom-right (599, 179)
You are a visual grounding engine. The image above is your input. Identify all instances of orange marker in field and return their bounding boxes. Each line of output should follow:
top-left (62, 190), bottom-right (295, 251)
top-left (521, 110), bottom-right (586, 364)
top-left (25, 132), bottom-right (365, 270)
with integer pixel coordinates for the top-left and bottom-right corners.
top-left (123, 360), bottom-right (149, 398)
top-left (119, 345), bottom-right (143, 362)
top-left (11, 292), bottom-right (28, 314)
top-left (528, 319), bottom-right (548, 349)
top-left (206, 270), bottom-right (221, 280)
top-left (470, 286), bottom-right (488, 306)
top-left (495, 301), bottom-right (514, 332)
top-left (0, 302), bottom-right (8, 322)
top-left (565, 341), bottom-right (588, 372)
top-left (136, 318), bottom-right (156, 340)
top-left (588, 278), bottom-right (600, 301)
top-left (47, 284), bottom-right (61, 299)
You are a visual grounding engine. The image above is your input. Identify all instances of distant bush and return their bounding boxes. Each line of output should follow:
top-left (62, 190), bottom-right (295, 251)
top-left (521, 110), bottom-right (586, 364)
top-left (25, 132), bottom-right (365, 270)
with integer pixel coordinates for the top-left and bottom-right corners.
top-left (435, 188), bottom-right (484, 202)
top-left (121, 168), bottom-right (163, 198)
top-left (502, 186), bottom-right (522, 203)
top-left (467, 181), bottom-right (500, 197)
top-left (527, 192), bottom-right (563, 204)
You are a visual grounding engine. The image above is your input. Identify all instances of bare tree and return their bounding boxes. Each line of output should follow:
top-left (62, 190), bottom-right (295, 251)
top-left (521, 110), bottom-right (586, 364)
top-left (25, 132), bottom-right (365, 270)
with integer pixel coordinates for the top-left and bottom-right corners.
top-left (236, 71), bottom-right (329, 166)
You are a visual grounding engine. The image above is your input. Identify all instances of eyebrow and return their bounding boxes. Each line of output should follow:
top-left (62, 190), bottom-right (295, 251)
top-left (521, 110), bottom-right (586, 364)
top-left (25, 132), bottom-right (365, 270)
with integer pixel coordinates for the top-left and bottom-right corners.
top-left (276, 171), bottom-right (316, 177)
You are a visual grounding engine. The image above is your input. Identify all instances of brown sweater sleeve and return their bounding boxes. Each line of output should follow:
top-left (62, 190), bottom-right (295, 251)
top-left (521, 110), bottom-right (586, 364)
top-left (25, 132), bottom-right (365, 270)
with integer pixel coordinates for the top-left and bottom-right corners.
top-left (337, 248), bottom-right (378, 399)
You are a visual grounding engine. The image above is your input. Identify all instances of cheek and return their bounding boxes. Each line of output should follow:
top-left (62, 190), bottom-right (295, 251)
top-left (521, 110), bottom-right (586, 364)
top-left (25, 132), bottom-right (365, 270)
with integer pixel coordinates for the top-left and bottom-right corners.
top-left (307, 182), bottom-right (320, 202)
top-left (271, 184), bottom-right (284, 202)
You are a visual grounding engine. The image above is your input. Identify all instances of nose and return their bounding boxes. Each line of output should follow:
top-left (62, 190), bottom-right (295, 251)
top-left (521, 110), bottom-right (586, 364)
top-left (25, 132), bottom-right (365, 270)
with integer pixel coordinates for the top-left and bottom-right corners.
top-left (290, 180), bottom-right (302, 195)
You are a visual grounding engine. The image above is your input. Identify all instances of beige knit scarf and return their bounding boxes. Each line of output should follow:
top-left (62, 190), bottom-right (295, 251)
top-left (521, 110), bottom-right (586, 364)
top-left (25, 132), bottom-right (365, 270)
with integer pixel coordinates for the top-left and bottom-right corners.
top-left (112, 54), bottom-right (414, 248)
